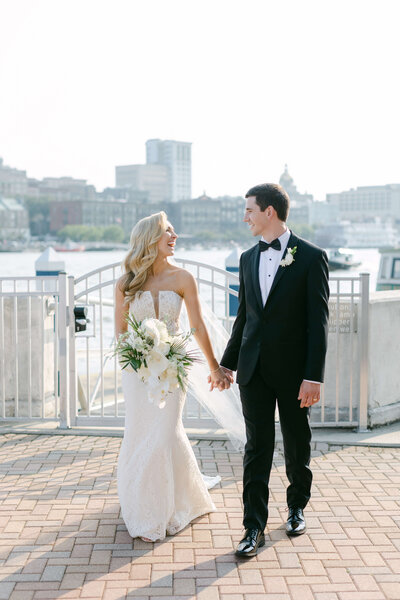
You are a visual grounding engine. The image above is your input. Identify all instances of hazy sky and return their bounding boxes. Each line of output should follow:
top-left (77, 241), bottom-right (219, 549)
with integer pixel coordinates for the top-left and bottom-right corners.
top-left (0, 0), bottom-right (399, 200)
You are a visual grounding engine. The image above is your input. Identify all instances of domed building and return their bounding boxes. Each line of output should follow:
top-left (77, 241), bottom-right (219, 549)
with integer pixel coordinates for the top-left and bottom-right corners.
top-left (278, 165), bottom-right (314, 225)
top-left (279, 164), bottom-right (313, 205)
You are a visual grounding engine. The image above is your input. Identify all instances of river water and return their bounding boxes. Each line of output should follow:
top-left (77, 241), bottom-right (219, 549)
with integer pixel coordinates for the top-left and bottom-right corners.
top-left (0, 247), bottom-right (382, 290)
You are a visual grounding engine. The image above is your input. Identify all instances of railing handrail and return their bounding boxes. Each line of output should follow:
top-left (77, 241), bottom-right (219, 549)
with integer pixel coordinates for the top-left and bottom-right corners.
top-left (74, 258), bottom-right (240, 286)
top-left (74, 262), bottom-right (121, 285)
top-left (0, 276), bottom-right (60, 281)
top-left (74, 276), bottom-right (240, 302)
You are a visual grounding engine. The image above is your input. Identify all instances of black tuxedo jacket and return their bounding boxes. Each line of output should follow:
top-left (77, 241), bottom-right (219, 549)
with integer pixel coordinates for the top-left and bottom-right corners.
top-left (220, 232), bottom-right (330, 387)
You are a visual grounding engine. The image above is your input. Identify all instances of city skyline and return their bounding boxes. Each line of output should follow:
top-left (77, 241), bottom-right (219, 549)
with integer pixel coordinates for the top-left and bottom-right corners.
top-left (1, 1), bottom-right (399, 200)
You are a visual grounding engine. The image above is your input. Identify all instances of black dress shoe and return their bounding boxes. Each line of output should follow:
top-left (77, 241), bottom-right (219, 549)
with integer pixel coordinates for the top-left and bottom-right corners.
top-left (235, 528), bottom-right (265, 558)
top-left (286, 507), bottom-right (306, 536)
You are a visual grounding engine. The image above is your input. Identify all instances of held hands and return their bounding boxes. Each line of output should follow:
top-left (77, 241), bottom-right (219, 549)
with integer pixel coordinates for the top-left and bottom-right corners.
top-left (208, 365), bottom-right (234, 392)
top-left (298, 380), bottom-right (321, 408)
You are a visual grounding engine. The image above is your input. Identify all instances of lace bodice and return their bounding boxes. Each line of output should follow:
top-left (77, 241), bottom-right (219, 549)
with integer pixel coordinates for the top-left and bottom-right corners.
top-left (130, 290), bottom-right (183, 334)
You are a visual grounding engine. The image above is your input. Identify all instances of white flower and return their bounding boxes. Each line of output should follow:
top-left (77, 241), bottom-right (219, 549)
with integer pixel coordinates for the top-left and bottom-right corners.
top-left (156, 320), bottom-right (170, 342)
top-left (140, 318), bottom-right (161, 345)
top-left (164, 365), bottom-right (179, 388)
top-left (285, 253), bottom-right (294, 265)
top-left (128, 331), bottom-right (147, 352)
top-left (280, 246), bottom-right (297, 267)
top-left (147, 349), bottom-right (170, 377)
top-left (157, 340), bottom-right (171, 356)
top-left (147, 377), bottom-right (170, 408)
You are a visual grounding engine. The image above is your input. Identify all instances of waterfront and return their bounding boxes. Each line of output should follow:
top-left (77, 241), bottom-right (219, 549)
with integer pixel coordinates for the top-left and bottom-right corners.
top-left (0, 247), bottom-right (382, 290)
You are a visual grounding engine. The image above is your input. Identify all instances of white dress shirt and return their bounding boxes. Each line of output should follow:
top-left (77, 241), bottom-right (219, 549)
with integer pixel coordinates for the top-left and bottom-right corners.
top-left (259, 228), bottom-right (290, 306)
top-left (258, 228), bottom-right (320, 386)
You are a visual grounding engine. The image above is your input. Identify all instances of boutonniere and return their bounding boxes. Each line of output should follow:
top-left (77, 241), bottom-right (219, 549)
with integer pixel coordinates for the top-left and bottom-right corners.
top-left (280, 246), bottom-right (297, 267)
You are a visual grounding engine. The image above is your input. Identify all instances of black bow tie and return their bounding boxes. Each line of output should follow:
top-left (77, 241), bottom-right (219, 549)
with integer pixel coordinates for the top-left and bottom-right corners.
top-left (259, 238), bottom-right (281, 252)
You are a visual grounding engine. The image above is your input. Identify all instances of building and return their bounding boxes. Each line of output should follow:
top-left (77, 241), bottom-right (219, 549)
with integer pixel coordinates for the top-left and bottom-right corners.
top-left (50, 199), bottom-right (131, 234)
top-left (38, 176), bottom-right (97, 202)
top-left (0, 196), bottom-right (30, 242)
top-left (49, 190), bottom-right (161, 236)
top-left (115, 165), bottom-right (168, 204)
top-left (178, 194), bottom-right (220, 233)
top-left (279, 165), bottom-right (314, 225)
top-left (327, 184), bottom-right (400, 222)
top-left (309, 201), bottom-right (340, 226)
top-left (176, 194), bottom-right (244, 234)
top-left (146, 139), bottom-right (192, 202)
top-left (279, 164), bottom-right (314, 205)
top-left (0, 158), bottom-right (28, 197)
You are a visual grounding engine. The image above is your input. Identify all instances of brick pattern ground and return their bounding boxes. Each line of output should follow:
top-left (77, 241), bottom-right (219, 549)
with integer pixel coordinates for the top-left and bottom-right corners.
top-left (0, 434), bottom-right (399, 600)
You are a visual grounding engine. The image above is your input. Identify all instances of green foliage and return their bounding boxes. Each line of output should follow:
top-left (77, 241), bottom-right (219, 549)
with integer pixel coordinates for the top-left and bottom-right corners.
top-left (183, 227), bottom-right (254, 247)
top-left (57, 224), bottom-right (124, 242)
top-left (102, 225), bottom-right (125, 242)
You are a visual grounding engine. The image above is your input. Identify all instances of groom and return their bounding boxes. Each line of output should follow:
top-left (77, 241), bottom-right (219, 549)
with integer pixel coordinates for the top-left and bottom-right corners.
top-left (219, 183), bottom-right (329, 558)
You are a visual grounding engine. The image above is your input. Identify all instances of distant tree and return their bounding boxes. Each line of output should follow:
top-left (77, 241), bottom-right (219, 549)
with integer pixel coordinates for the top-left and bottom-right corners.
top-left (102, 225), bottom-right (125, 243)
top-left (84, 226), bottom-right (104, 241)
top-left (57, 225), bottom-right (79, 241)
top-left (57, 225), bottom-right (104, 241)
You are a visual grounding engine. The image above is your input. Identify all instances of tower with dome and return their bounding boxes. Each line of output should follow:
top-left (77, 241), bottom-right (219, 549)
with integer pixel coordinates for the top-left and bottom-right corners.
top-left (279, 165), bottom-right (314, 225)
top-left (279, 164), bottom-right (314, 205)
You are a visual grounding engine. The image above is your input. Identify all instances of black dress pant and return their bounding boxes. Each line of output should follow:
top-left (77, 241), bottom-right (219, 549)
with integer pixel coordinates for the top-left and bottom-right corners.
top-left (239, 363), bottom-right (312, 531)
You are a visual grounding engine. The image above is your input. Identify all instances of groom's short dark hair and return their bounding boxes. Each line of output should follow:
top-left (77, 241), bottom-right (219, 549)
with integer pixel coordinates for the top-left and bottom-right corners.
top-left (245, 183), bottom-right (290, 222)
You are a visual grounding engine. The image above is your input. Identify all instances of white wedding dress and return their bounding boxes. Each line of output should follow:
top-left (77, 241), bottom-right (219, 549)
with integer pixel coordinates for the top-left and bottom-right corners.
top-left (117, 290), bottom-right (221, 542)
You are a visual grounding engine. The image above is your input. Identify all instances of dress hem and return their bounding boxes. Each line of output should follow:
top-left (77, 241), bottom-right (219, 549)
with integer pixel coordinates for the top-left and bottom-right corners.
top-left (124, 503), bottom-right (216, 542)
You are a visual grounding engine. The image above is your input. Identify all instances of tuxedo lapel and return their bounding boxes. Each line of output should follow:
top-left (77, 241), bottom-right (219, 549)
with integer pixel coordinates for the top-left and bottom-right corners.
top-left (265, 232), bottom-right (298, 306)
top-left (251, 245), bottom-right (264, 311)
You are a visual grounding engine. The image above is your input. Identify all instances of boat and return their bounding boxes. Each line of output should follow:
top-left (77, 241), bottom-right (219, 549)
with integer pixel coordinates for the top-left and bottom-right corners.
top-left (327, 248), bottom-right (362, 271)
top-left (376, 248), bottom-right (400, 290)
top-left (0, 241), bottom-right (25, 252)
top-left (54, 239), bottom-right (86, 252)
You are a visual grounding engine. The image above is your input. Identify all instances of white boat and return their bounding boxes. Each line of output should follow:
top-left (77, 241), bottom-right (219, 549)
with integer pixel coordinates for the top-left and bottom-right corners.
top-left (54, 239), bottom-right (86, 252)
top-left (376, 248), bottom-right (400, 290)
top-left (327, 248), bottom-right (361, 271)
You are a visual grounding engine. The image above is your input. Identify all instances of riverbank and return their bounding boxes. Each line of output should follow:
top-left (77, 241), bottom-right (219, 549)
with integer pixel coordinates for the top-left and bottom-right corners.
top-left (0, 247), bottom-right (382, 290)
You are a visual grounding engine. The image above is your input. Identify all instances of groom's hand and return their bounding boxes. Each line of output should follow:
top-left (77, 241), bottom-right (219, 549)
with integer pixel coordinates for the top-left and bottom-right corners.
top-left (207, 366), bottom-right (234, 391)
top-left (298, 380), bottom-right (321, 408)
top-left (219, 366), bottom-right (234, 384)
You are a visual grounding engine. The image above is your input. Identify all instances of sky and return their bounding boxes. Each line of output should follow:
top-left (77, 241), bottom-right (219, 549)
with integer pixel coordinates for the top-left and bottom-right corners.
top-left (0, 0), bottom-right (399, 201)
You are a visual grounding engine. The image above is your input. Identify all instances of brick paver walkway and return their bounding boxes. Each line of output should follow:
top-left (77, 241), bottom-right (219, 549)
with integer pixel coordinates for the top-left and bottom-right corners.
top-left (0, 434), bottom-right (399, 600)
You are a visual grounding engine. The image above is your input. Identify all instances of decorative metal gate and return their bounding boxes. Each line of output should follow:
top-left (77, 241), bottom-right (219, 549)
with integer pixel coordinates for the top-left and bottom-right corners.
top-left (68, 259), bottom-right (240, 429)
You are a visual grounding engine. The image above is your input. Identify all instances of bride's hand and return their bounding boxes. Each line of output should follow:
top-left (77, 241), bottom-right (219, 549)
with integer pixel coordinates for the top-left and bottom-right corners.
top-left (208, 366), bottom-right (231, 392)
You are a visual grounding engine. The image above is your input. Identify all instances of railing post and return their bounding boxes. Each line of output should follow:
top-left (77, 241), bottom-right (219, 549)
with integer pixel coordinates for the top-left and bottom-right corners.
top-left (58, 272), bottom-right (70, 429)
top-left (358, 272), bottom-right (369, 431)
top-left (68, 276), bottom-right (77, 427)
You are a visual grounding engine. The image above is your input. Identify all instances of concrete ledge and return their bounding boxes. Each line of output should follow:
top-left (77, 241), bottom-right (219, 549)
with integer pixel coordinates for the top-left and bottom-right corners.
top-left (369, 401), bottom-right (400, 427)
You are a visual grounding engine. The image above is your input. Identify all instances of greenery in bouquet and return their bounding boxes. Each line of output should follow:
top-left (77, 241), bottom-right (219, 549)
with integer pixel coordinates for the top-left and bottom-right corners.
top-left (114, 314), bottom-right (201, 407)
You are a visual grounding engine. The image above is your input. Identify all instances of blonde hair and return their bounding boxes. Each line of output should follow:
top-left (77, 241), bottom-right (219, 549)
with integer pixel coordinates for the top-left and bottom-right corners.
top-left (120, 211), bottom-right (168, 304)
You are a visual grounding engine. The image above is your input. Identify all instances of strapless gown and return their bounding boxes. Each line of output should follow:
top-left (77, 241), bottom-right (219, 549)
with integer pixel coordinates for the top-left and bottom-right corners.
top-left (117, 290), bottom-right (220, 541)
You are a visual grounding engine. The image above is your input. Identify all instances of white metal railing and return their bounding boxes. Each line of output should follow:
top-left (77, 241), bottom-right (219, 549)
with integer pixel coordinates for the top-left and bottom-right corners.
top-left (316, 273), bottom-right (369, 429)
top-left (69, 260), bottom-right (239, 428)
top-left (0, 273), bottom-right (67, 422)
top-left (0, 263), bottom-right (369, 433)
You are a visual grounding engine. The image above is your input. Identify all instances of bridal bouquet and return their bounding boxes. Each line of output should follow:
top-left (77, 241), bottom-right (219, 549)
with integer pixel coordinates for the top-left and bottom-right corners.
top-left (114, 314), bottom-right (200, 408)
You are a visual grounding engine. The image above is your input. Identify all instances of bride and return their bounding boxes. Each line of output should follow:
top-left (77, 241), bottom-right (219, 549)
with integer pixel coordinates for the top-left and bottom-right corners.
top-left (115, 211), bottom-right (233, 542)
